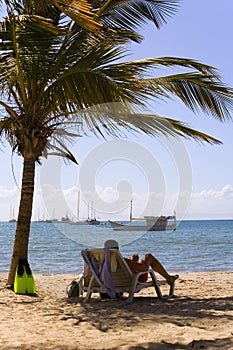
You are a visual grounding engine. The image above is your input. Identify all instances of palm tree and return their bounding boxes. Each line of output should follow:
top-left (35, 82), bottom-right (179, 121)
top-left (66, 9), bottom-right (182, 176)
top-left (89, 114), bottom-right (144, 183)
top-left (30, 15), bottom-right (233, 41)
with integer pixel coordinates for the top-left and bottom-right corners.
top-left (0, 0), bottom-right (233, 287)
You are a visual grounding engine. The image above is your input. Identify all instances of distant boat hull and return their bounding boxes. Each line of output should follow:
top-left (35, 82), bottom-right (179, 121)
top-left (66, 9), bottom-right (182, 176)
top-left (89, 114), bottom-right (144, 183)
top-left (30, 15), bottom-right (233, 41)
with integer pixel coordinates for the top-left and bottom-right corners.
top-left (70, 218), bottom-right (102, 225)
top-left (109, 215), bottom-right (176, 232)
top-left (70, 221), bottom-right (89, 225)
top-left (88, 218), bottom-right (102, 225)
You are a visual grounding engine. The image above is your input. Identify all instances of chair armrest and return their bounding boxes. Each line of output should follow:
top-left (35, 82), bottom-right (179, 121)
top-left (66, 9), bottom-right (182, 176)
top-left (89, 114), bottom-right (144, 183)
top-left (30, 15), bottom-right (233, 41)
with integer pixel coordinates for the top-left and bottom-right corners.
top-left (131, 270), bottom-right (149, 289)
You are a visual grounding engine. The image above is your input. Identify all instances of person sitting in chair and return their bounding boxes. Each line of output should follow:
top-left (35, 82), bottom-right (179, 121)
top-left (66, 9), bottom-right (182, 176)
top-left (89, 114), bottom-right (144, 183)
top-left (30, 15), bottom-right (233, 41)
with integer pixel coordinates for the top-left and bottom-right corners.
top-left (104, 239), bottom-right (179, 286)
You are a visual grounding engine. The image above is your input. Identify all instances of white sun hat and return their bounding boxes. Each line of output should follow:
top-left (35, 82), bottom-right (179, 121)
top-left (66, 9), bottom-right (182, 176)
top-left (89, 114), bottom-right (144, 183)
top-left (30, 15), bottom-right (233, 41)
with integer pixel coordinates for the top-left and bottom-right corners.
top-left (104, 239), bottom-right (119, 249)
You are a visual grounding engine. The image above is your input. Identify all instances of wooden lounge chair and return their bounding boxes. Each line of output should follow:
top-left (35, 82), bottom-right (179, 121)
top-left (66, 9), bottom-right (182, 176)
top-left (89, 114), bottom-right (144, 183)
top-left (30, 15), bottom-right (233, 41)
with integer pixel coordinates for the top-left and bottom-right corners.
top-left (80, 248), bottom-right (175, 303)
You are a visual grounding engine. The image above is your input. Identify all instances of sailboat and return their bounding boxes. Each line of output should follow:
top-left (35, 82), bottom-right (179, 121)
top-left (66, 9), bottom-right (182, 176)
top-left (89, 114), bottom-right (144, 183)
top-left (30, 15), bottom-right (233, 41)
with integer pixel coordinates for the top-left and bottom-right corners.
top-left (109, 200), bottom-right (176, 231)
top-left (87, 202), bottom-right (102, 225)
top-left (9, 206), bottom-right (17, 222)
top-left (70, 192), bottom-right (102, 225)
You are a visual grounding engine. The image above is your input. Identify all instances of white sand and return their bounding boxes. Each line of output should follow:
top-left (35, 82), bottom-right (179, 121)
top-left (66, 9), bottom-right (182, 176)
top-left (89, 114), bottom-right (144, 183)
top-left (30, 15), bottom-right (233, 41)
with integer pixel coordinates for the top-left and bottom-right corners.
top-left (0, 272), bottom-right (233, 349)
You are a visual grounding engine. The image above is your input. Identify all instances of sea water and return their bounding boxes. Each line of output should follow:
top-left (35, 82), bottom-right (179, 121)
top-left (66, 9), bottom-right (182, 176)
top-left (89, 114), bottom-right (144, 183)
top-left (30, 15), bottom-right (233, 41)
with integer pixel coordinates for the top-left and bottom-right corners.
top-left (0, 220), bottom-right (232, 274)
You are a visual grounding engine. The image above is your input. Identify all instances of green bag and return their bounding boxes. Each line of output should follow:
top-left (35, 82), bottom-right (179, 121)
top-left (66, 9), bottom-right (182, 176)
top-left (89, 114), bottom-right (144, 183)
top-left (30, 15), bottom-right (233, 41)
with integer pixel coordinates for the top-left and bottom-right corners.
top-left (67, 280), bottom-right (80, 298)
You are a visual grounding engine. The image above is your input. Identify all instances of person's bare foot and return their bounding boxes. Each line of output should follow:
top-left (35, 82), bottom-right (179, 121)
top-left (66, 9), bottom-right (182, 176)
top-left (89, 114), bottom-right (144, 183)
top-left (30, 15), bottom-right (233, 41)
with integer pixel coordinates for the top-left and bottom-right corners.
top-left (167, 274), bottom-right (179, 286)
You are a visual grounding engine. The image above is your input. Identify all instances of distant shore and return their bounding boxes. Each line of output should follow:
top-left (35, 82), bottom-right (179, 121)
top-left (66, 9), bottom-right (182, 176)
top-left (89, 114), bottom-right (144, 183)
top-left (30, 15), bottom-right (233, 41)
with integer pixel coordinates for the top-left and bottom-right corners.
top-left (0, 271), bottom-right (232, 349)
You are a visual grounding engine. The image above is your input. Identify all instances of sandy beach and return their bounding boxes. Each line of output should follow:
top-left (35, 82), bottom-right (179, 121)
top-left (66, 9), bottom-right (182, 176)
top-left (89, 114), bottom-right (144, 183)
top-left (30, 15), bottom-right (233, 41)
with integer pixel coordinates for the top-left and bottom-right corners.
top-left (0, 272), bottom-right (232, 350)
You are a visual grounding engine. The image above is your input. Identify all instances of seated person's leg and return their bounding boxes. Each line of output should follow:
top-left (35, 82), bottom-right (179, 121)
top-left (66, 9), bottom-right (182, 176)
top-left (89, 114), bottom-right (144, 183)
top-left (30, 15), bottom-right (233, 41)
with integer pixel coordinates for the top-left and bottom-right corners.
top-left (142, 253), bottom-right (179, 285)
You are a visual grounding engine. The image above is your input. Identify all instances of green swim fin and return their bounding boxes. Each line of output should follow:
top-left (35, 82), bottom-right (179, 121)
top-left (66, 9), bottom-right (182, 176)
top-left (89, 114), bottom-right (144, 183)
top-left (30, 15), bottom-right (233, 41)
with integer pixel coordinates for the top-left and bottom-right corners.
top-left (14, 259), bottom-right (27, 294)
top-left (24, 259), bottom-right (36, 294)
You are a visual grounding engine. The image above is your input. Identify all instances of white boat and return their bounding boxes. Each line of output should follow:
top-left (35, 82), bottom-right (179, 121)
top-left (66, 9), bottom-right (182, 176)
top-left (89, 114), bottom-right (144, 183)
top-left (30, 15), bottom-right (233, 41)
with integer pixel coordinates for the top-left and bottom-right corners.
top-left (109, 216), bottom-right (176, 231)
top-left (109, 201), bottom-right (176, 231)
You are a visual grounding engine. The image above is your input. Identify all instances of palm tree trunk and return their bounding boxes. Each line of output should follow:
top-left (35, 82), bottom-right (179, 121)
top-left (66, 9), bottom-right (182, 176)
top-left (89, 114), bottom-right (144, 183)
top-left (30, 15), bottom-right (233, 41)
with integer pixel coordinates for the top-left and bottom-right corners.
top-left (7, 159), bottom-right (35, 287)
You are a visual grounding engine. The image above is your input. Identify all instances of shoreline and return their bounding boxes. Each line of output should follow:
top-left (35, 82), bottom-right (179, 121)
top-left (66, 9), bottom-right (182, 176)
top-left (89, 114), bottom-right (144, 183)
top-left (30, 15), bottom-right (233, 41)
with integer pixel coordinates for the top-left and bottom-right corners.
top-left (0, 271), bottom-right (233, 349)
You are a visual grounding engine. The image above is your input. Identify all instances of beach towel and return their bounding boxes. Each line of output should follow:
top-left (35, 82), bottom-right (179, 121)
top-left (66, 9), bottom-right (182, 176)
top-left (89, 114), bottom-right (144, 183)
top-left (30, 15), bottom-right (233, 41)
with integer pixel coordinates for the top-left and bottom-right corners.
top-left (81, 248), bottom-right (116, 299)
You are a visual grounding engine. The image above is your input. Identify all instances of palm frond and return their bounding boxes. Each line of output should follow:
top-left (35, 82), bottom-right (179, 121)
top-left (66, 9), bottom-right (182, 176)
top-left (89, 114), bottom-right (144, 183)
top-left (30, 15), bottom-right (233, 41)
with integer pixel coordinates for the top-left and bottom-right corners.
top-left (5, 0), bottom-right (58, 16)
top-left (0, 117), bottom-right (12, 135)
top-left (145, 73), bottom-right (233, 120)
top-left (67, 102), bottom-right (222, 144)
top-left (43, 144), bottom-right (78, 163)
top-left (43, 129), bottom-right (79, 163)
top-left (99, 57), bottom-right (233, 120)
top-left (108, 56), bottom-right (221, 79)
top-left (40, 52), bottom-right (233, 123)
top-left (54, 0), bottom-right (102, 31)
top-left (98, 0), bottom-right (179, 30)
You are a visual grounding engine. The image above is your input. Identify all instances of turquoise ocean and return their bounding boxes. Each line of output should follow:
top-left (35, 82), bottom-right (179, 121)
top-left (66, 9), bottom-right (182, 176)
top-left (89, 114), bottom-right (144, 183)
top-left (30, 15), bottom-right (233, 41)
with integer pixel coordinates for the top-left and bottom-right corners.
top-left (1, 220), bottom-right (232, 274)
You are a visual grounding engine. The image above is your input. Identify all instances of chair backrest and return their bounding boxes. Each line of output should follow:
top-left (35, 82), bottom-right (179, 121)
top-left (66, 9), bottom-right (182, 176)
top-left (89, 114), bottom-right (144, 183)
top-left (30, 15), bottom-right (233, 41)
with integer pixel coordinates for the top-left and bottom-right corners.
top-left (84, 248), bottom-right (134, 288)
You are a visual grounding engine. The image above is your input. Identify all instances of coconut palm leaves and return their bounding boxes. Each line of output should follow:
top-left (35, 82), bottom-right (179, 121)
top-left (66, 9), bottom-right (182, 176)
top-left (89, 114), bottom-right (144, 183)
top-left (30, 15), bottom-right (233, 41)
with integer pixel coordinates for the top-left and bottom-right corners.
top-left (1, 9), bottom-right (233, 155)
top-left (97, 0), bottom-right (179, 28)
top-left (1, 0), bottom-right (233, 157)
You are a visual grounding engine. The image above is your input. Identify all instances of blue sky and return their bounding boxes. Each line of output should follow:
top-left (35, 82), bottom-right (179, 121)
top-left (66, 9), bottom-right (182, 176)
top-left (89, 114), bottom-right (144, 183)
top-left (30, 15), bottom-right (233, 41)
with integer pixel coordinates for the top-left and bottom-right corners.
top-left (1, 1), bottom-right (233, 221)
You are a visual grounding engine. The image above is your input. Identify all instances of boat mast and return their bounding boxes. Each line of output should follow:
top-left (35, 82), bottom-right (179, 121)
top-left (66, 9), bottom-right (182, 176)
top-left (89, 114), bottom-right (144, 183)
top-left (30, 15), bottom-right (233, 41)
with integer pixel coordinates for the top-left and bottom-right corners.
top-left (130, 200), bottom-right (133, 222)
top-left (91, 201), bottom-right (94, 220)
top-left (77, 190), bottom-right (80, 221)
top-left (87, 203), bottom-right (90, 220)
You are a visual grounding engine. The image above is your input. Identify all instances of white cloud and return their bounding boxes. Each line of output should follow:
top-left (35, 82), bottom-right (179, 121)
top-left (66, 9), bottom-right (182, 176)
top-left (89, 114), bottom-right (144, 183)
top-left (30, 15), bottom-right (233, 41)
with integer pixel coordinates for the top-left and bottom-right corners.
top-left (0, 186), bottom-right (20, 201)
top-left (185, 185), bottom-right (233, 219)
top-left (193, 185), bottom-right (233, 200)
top-left (219, 185), bottom-right (233, 198)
